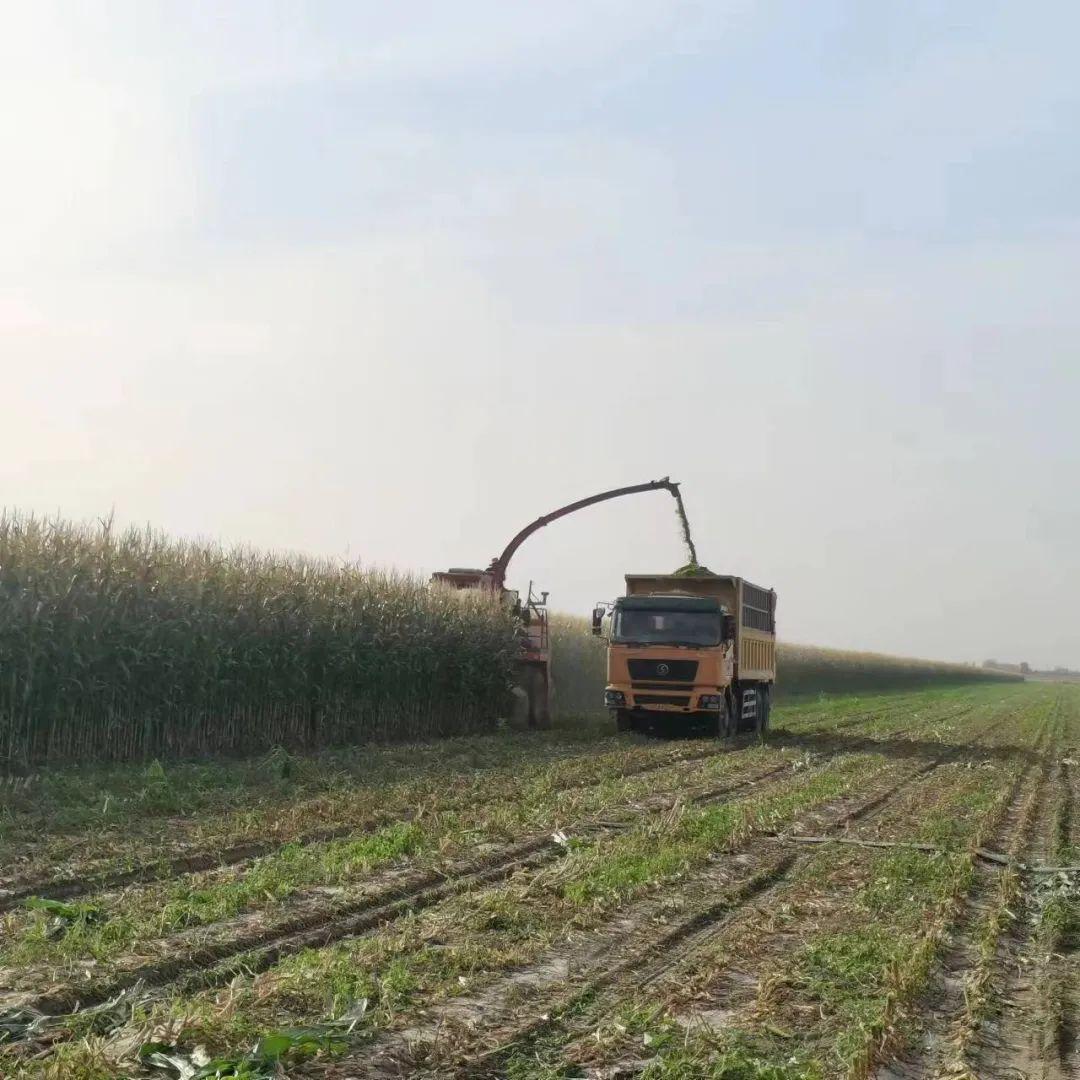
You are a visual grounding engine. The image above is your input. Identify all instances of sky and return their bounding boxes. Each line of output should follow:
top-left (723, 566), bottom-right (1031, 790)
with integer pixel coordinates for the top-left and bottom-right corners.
top-left (2, 1), bottom-right (1078, 669)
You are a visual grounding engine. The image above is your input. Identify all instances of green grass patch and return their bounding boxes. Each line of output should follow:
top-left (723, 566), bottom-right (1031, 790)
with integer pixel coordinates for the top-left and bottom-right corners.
top-left (562, 752), bottom-right (880, 908)
top-left (2, 822), bottom-right (426, 967)
top-left (503, 1004), bottom-right (825, 1080)
top-left (26, 756), bottom-right (882, 1072)
top-left (1, 742), bottom-right (802, 974)
top-left (757, 732), bottom-right (1034, 1073)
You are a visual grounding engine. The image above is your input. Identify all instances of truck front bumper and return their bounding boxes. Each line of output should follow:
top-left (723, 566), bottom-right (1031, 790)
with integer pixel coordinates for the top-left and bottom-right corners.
top-left (605, 687), bottom-right (722, 712)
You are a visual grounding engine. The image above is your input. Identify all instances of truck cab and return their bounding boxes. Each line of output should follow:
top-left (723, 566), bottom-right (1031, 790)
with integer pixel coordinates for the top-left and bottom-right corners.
top-left (594, 573), bottom-right (776, 737)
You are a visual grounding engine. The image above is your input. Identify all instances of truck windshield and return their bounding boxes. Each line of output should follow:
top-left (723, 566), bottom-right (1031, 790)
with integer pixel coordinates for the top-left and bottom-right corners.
top-left (611, 609), bottom-right (722, 647)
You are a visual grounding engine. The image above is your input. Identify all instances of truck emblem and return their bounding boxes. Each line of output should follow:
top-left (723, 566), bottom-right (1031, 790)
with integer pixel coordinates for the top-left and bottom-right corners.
top-left (657, 663), bottom-right (670, 675)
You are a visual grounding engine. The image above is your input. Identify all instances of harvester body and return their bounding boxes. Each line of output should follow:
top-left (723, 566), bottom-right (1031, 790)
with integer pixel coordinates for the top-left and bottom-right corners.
top-left (429, 568), bottom-right (551, 728)
top-left (432, 478), bottom-right (685, 730)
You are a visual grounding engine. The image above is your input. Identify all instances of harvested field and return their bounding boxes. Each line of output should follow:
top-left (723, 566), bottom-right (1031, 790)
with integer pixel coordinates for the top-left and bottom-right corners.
top-left (0, 682), bottom-right (1074, 1079)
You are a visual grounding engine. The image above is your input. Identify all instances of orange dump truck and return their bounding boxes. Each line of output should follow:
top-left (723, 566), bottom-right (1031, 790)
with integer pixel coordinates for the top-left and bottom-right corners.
top-left (592, 573), bottom-right (776, 736)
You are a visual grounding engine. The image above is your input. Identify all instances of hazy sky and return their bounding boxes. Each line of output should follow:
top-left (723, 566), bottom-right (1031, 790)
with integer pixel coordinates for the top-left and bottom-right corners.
top-left (3, 2), bottom-right (1078, 668)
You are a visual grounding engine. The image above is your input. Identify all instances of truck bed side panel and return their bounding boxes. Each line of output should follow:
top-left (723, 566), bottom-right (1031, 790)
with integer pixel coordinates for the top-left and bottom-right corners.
top-left (735, 580), bottom-right (777, 682)
top-left (737, 628), bottom-right (776, 680)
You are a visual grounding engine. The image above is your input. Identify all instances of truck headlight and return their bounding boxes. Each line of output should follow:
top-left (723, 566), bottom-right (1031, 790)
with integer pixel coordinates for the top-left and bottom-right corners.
top-left (605, 690), bottom-right (626, 707)
top-left (699, 694), bottom-right (722, 709)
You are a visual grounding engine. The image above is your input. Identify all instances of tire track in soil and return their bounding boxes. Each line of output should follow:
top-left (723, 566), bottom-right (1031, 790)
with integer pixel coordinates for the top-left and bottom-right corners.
top-left (875, 705), bottom-right (1059, 1080)
top-left (981, 695), bottom-right (1080, 1080)
top-left (0, 695), bottom-right (964, 911)
top-left (970, 712), bottom-right (1062, 1080)
top-left (1040, 690), bottom-right (1080, 1079)
top-left (0, 742), bottom-right (745, 912)
top-left (449, 765), bottom-right (991, 1079)
top-left (1056, 753), bottom-right (1080, 1078)
top-left (309, 714), bottom-right (1012, 1078)
top-left (663, 704), bottom-right (1052, 1080)
top-left (508, 708), bottom-right (1035, 1080)
top-left (780, 702), bottom-right (1039, 778)
top-left (0, 737), bottom-right (947, 1014)
top-left (0, 753), bottom-right (823, 1025)
top-left (113, 708), bottom-right (1002, 1013)
top-left (456, 714), bottom-right (1021, 1080)
top-left (1042, 753), bottom-right (1079, 1080)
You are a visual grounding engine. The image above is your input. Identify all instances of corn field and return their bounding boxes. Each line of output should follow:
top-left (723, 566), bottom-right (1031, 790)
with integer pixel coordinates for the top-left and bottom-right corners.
top-left (0, 514), bottom-right (519, 767)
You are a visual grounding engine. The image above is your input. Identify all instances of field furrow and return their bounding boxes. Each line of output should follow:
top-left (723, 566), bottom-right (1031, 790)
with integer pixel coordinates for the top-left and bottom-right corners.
top-left (303, 704), bottom-right (1020, 1075)
top-left (1, 694), bottom-right (989, 1009)
top-left (1, 689), bottom-right (949, 911)
top-left (0, 685), bottom-right (981, 898)
top-left (0, 740), bottom-right (743, 906)
top-left (2, 755), bottom-right (801, 1011)
top-left (426, 705), bottom-right (1032, 1080)
top-left (409, 762), bottom-right (976, 1080)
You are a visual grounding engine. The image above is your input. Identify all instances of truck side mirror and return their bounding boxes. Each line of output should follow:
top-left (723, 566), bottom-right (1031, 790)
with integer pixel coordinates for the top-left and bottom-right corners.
top-left (722, 614), bottom-right (737, 642)
top-left (591, 607), bottom-right (605, 635)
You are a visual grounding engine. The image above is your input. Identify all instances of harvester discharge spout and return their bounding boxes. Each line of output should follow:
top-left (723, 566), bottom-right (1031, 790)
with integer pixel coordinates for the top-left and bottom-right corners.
top-left (486, 477), bottom-right (686, 589)
top-left (433, 476), bottom-right (690, 731)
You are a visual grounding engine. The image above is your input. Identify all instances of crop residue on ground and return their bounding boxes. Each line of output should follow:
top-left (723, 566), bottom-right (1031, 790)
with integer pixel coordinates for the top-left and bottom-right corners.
top-left (0, 682), bottom-right (1074, 1079)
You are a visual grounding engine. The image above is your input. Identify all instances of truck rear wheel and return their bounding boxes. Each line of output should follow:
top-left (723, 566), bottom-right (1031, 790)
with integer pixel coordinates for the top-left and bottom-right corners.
top-left (757, 685), bottom-right (772, 735)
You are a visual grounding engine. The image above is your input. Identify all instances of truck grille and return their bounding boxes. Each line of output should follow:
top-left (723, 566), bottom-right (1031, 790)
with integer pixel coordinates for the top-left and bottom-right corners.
top-left (634, 694), bottom-right (691, 707)
top-left (631, 681), bottom-right (694, 690)
top-left (627, 659), bottom-right (698, 682)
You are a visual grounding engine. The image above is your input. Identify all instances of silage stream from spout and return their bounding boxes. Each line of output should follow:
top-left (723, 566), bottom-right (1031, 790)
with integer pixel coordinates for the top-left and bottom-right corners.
top-left (672, 487), bottom-right (698, 567)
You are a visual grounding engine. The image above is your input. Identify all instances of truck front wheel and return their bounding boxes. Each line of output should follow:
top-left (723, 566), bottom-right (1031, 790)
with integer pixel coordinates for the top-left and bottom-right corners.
top-left (615, 709), bottom-right (633, 734)
top-left (716, 696), bottom-right (734, 740)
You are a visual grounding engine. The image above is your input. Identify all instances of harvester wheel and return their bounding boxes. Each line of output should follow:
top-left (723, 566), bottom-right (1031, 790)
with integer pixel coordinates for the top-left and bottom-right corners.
top-left (524, 665), bottom-right (551, 730)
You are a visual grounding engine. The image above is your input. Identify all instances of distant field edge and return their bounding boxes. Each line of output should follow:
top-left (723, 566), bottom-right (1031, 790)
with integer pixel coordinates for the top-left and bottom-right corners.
top-left (774, 640), bottom-right (1023, 699)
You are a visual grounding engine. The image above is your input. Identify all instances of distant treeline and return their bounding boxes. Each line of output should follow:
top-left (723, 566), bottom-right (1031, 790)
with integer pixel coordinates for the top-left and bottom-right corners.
top-left (985, 659), bottom-right (1078, 680)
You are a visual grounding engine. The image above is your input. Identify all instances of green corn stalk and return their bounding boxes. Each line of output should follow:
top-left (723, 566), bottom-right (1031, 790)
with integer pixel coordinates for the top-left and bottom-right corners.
top-left (0, 512), bottom-right (519, 767)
